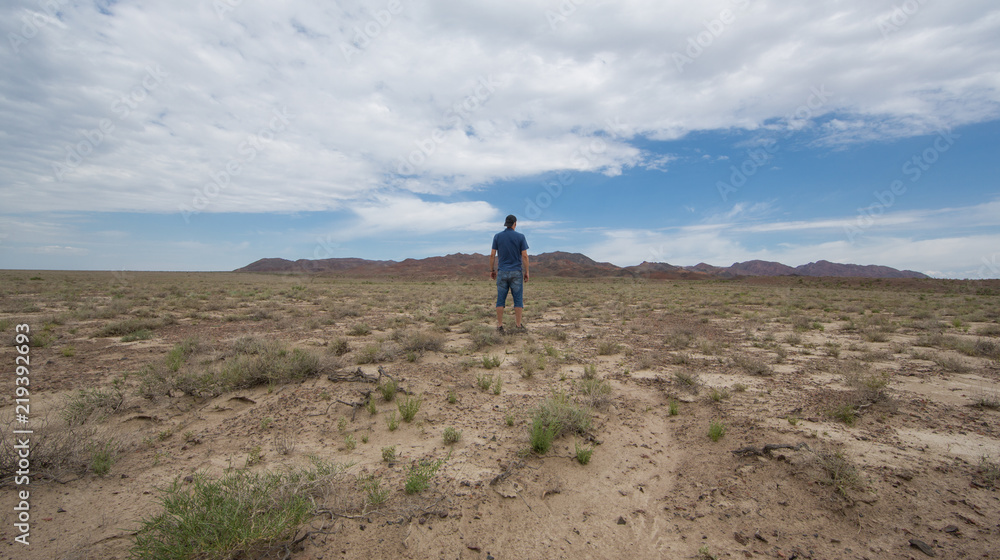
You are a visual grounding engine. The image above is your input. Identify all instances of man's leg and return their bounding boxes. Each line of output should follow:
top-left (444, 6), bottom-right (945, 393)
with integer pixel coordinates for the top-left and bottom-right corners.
top-left (511, 274), bottom-right (524, 328)
top-left (496, 306), bottom-right (504, 328)
top-left (496, 273), bottom-right (509, 329)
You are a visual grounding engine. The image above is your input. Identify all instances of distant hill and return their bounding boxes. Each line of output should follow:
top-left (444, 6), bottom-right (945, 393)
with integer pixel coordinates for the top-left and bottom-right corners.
top-left (236, 253), bottom-right (929, 279)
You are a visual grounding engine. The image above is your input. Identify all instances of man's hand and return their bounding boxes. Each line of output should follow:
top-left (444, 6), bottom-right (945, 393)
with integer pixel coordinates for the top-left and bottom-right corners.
top-left (491, 270), bottom-right (497, 280)
top-left (523, 271), bottom-right (529, 282)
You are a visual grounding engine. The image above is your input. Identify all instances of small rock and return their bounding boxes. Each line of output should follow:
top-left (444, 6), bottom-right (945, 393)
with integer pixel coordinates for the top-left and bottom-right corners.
top-left (466, 543), bottom-right (481, 551)
top-left (57, 508), bottom-right (66, 513)
top-left (734, 531), bottom-right (749, 545)
top-left (909, 538), bottom-right (936, 557)
top-left (183, 475), bottom-right (194, 483)
top-left (617, 516), bottom-right (627, 525)
top-left (942, 525), bottom-right (959, 534)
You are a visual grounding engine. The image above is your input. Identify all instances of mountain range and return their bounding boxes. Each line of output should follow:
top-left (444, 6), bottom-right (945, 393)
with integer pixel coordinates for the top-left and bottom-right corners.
top-left (235, 253), bottom-right (929, 279)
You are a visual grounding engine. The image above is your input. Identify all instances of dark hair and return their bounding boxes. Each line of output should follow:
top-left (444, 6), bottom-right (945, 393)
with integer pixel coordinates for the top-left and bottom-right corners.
top-left (504, 214), bottom-right (517, 227)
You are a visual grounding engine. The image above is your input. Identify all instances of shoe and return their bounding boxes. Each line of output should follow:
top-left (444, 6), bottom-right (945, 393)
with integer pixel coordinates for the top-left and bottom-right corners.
top-left (514, 325), bottom-right (527, 333)
top-left (497, 326), bottom-right (505, 335)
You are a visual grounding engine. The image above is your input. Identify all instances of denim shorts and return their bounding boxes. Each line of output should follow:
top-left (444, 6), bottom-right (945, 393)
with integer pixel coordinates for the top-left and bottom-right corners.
top-left (496, 270), bottom-right (524, 308)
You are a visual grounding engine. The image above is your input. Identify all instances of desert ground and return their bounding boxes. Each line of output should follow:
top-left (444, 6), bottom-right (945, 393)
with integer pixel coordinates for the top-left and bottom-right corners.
top-left (1, 270), bottom-right (999, 560)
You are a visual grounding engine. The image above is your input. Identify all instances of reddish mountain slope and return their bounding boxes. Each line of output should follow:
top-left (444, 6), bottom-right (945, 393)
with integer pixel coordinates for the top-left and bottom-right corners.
top-left (235, 253), bottom-right (929, 279)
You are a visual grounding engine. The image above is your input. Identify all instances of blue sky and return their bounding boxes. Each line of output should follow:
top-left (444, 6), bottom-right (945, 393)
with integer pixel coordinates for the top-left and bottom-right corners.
top-left (2, 0), bottom-right (999, 278)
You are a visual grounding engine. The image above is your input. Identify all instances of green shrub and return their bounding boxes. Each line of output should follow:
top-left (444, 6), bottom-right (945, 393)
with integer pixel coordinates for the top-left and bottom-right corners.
top-left (89, 439), bottom-right (117, 476)
top-left (596, 340), bottom-right (621, 355)
top-left (481, 354), bottom-right (502, 369)
top-left (709, 387), bottom-right (730, 402)
top-left (580, 377), bottom-right (611, 407)
top-left (708, 419), bottom-right (726, 442)
top-left (122, 329), bottom-right (153, 342)
top-left (731, 354), bottom-right (773, 376)
top-left (130, 466), bottom-right (333, 560)
top-left (381, 446), bottom-right (396, 462)
top-left (329, 337), bottom-right (350, 356)
top-left (404, 458), bottom-right (445, 494)
top-left (397, 395), bottom-right (421, 423)
top-left (529, 415), bottom-right (559, 454)
top-left (668, 399), bottom-right (679, 416)
top-left (359, 475), bottom-right (389, 506)
top-left (443, 427), bottom-right (461, 445)
top-left (98, 317), bottom-right (162, 338)
top-left (574, 442), bottom-right (593, 465)
top-left (348, 323), bottom-right (372, 336)
top-left (402, 330), bottom-right (445, 353)
top-left (62, 384), bottom-right (125, 425)
top-left (378, 378), bottom-right (398, 401)
top-left (476, 373), bottom-right (493, 391)
top-left (469, 325), bottom-right (502, 350)
top-left (165, 338), bottom-right (198, 372)
top-left (829, 404), bottom-right (857, 426)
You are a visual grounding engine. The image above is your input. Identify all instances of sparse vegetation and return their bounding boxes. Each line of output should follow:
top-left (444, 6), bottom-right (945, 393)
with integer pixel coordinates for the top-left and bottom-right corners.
top-left (381, 445), bottom-right (396, 463)
top-left (674, 370), bottom-right (701, 393)
top-left (359, 474), bottom-right (389, 506)
top-left (378, 378), bottom-right (398, 401)
top-left (443, 426), bottom-right (461, 445)
top-left (481, 354), bottom-right (502, 369)
top-left (818, 451), bottom-right (860, 498)
top-left (829, 404), bottom-right (857, 426)
top-left (596, 340), bottom-right (621, 355)
top-left (528, 391), bottom-right (592, 455)
top-left (397, 395), bottom-right (421, 422)
top-left (708, 419), bottom-right (726, 442)
top-left (477, 372), bottom-right (494, 391)
top-left (348, 323), bottom-right (372, 336)
top-left (731, 354), bottom-right (773, 376)
top-left (7, 272), bottom-right (1000, 559)
top-left (130, 461), bottom-right (348, 560)
top-left (404, 457), bottom-right (446, 494)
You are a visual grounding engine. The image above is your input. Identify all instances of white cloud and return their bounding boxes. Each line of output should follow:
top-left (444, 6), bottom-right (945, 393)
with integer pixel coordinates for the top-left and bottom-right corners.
top-left (29, 245), bottom-right (89, 256)
top-left (2, 0), bottom-right (998, 215)
top-left (352, 196), bottom-right (500, 234)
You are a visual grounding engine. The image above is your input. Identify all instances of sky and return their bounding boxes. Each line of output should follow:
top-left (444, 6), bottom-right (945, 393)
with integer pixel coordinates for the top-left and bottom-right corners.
top-left (1, 0), bottom-right (999, 278)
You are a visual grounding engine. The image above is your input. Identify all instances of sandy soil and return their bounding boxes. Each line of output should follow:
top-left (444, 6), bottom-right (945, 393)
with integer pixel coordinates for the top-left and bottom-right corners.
top-left (1, 273), bottom-right (998, 560)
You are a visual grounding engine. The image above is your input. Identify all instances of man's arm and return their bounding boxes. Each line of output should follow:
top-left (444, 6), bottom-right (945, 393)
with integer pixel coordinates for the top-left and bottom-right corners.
top-left (521, 250), bottom-right (529, 281)
top-left (490, 249), bottom-right (497, 279)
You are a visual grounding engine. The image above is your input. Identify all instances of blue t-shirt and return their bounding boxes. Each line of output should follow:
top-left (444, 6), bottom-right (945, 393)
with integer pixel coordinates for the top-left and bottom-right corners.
top-left (492, 228), bottom-right (528, 272)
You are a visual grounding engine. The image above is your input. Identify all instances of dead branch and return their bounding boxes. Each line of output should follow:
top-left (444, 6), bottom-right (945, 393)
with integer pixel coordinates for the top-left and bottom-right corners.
top-left (732, 442), bottom-right (811, 457)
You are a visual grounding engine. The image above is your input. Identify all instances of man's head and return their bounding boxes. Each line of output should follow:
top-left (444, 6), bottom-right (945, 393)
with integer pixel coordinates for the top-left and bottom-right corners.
top-left (504, 214), bottom-right (517, 228)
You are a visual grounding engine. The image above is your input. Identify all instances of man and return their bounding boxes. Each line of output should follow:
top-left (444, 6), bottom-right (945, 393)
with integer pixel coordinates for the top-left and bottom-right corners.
top-left (490, 214), bottom-right (529, 333)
